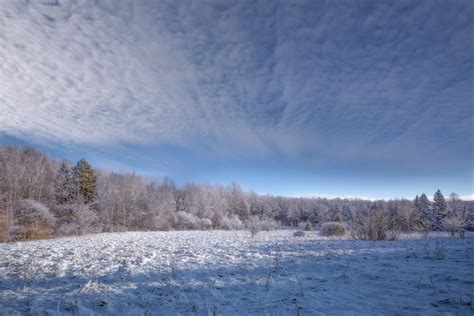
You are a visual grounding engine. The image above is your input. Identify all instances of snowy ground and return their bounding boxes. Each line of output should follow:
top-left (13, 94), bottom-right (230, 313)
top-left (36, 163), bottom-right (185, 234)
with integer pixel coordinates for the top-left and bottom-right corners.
top-left (0, 230), bottom-right (473, 315)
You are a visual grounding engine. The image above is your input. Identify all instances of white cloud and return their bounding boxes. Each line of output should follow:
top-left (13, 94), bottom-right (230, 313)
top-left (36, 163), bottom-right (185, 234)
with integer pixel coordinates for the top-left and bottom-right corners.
top-left (290, 193), bottom-right (383, 201)
top-left (459, 194), bottom-right (474, 201)
top-left (0, 0), bottom-right (472, 174)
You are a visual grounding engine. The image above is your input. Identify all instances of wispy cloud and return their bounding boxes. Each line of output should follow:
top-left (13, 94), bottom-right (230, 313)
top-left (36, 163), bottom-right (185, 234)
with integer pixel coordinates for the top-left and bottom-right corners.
top-left (290, 193), bottom-right (384, 201)
top-left (0, 0), bottom-right (472, 194)
top-left (460, 194), bottom-right (474, 201)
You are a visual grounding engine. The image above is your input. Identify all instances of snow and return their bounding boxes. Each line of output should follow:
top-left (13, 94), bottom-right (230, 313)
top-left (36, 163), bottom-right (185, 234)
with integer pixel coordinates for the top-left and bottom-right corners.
top-left (0, 230), bottom-right (473, 315)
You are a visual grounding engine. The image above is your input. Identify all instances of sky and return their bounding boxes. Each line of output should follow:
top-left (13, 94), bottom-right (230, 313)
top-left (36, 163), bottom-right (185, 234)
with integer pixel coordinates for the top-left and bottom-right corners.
top-left (0, 0), bottom-right (473, 200)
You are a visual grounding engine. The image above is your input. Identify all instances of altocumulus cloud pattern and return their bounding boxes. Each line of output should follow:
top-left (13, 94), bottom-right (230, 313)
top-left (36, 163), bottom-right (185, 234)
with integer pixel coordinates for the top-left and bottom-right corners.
top-left (0, 0), bottom-right (473, 194)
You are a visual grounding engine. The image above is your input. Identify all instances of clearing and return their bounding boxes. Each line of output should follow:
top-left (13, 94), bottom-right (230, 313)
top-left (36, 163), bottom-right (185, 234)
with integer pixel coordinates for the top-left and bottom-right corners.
top-left (0, 230), bottom-right (473, 315)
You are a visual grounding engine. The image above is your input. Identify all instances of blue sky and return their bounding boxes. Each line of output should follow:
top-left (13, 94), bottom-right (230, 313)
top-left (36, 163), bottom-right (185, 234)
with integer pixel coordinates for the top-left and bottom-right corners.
top-left (0, 0), bottom-right (473, 199)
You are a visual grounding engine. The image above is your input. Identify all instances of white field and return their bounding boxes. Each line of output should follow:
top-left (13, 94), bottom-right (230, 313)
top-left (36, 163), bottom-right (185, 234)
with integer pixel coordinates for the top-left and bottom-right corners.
top-left (0, 230), bottom-right (473, 315)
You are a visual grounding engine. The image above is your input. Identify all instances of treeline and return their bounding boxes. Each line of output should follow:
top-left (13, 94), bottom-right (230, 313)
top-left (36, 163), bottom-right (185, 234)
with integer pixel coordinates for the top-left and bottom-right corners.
top-left (0, 145), bottom-right (472, 242)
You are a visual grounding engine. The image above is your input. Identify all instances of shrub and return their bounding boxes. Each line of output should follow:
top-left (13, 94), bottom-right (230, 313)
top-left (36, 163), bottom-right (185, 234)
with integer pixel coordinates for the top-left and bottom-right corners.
top-left (199, 218), bottom-right (213, 230)
top-left (175, 212), bottom-right (216, 230)
top-left (293, 231), bottom-right (305, 237)
top-left (8, 199), bottom-right (55, 241)
top-left (304, 221), bottom-right (313, 231)
top-left (246, 216), bottom-right (261, 237)
top-left (319, 222), bottom-right (347, 237)
top-left (258, 218), bottom-right (279, 231)
top-left (176, 211), bottom-right (200, 229)
top-left (55, 203), bottom-right (101, 236)
top-left (245, 216), bottom-right (278, 237)
top-left (221, 215), bottom-right (244, 230)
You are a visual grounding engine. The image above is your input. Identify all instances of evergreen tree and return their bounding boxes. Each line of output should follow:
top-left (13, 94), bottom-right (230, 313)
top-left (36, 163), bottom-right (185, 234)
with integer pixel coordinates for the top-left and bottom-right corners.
top-left (417, 193), bottom-right (433, 231)
top-left (414, 195), bottom-right (420, 210)
top-left (432, 190), bottom-right (447, 230)
top-left (417, 194), bottom-right (431, 215)
top-left (73, 159), bottom-right (97, 204)
top-left (54, 161), bottom-right (74, 204)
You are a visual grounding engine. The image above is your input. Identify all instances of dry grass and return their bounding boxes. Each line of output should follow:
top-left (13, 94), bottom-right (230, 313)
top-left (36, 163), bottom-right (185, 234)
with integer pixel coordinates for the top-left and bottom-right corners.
top-left (0, 212), bottom-right (8, 243)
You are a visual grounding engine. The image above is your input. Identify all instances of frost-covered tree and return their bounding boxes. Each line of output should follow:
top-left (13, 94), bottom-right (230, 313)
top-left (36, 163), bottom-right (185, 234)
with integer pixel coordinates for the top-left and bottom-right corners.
top-left (146, 180), bottom-right (177, 230)
top-left (287, 198), bottom-right (302, 226)
top-left (246, 215), bottom-right (261, 237)
top-left (0, 145), bottom-right (55, 206)
top-left (118, 173), bottom-right (147, 230)
top-left (414, 195), bottom-right (420, 209)
top-left (417, 194), bottom-right (431, 215)
top-left (176, 211), bottom-right (200, 229)
top-left (73, 159), bottom-right (97, 204)
top-left (96, 172), bottom-right (147, 231)
top-left (248, 191), bottom-right (263, 216)
top-left (8, 199), bottom-right (55, 241)
top-left (442, 206), bottom-right (468, 236)
top-left (447, 193), bottom-right (465, 215)
top-left (51, 159), bottom-right (101, 235)
top-left (351, 202), bottom-right (397, 241)
top-left (0, 212), bottom-right (7, 243)
top-left (226, 182), bottom-right (250, 220)
top-left (416, 193), bottom-right (433, 232)
top-left (274, 196), bottom-right (290, 225)
top-left (56, 202), bottom-right (100, 236)
top-left (54, 161), bottom-right (74, 204)
top-left (221, 215), bottom-right (244, 230)
top-left (432, 190), bottom-right (448, 230)
top-left (0, 146), bottom-right (56, 240)
top-left (397, 200), bottom-right (418, 232)
top-left (4, 144), bottom-right (473, 242)
top-left (179, 183), bottom-right (231, 229)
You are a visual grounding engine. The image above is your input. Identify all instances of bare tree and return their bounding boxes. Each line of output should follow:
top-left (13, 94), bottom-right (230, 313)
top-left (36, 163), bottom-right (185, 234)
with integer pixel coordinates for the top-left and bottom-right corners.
top-left (396, 200), bottom-right (419, 232)
top-left (442, 207), bottom-right (468, 236)
top-left (146, 181), bottom-right (177, 230)
top-left (351, 203), bottom-right (398, 241)
top-left (3, 143), bottom-right (471, 242)
top-left (226, 182), bottom-right (250, 221)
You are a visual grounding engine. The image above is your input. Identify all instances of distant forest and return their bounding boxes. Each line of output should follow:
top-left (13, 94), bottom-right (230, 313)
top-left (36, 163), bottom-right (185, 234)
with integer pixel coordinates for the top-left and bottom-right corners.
top-left (0, 145), bottom-right (472, 242)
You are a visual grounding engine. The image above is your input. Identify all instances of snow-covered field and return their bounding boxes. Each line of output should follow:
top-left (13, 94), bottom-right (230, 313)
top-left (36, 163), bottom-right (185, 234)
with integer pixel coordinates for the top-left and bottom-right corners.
top-left (0, 230), bottom-right (473, 315)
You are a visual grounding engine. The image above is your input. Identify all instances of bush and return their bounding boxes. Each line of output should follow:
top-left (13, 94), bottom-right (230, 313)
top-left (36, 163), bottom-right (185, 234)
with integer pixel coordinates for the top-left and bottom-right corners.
top-left (221, 215), bottom-right (244, 230)
top-left (245, 216), bottom-right (278, 237)
top-left (8, 199), bottom-right (55, 241)
top-left (319, 222), bottom-right (347, 237)
top-left (258, 218), bottom-right (279, 231)
top-left (176, 211), bottom-right (200, 230)
top-left (304, 221), bottom-right (313, 231)
top-left (246, 216), bottom-right (261, 237)
top-left (293, 231), bottom-right (305, 237)
top-left (55, 203), bottom-right (101, 236)
top-left (199, 218), bottom-right (213, 230)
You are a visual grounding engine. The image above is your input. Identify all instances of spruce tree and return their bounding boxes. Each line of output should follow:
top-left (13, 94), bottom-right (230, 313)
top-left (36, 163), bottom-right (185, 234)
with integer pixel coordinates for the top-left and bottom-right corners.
top-left (417, 193), bottom-right (433, 231)
top-left (417, 194), bottom-right (431, 215)
top-left (54, 161), bottom-right (74, 204)
top-left (432, 190), bottom-right (447, 230)
top-left (73, 159), bottom-right (97, 204)
top-left (414, 195), bottom-right (420, 210)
